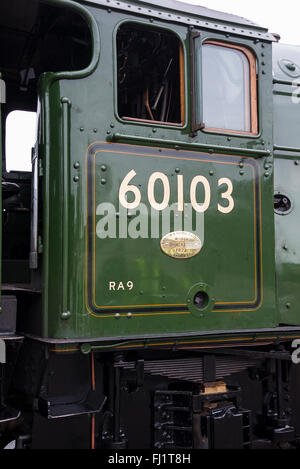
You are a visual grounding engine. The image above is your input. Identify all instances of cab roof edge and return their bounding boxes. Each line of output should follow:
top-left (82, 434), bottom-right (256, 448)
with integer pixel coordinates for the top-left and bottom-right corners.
top-left (79, 0), bottom-right (275, 41)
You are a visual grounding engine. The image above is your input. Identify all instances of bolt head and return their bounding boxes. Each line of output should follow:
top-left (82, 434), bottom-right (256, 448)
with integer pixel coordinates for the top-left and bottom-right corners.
top-left (61, 311), bottom-right (71, 320)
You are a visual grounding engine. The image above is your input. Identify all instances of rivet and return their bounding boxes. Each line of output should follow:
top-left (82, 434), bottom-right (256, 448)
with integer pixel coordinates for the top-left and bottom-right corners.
top-left (283, 245), bottom-right (288, 251)
top-left (264, 164), bottom-right (269, 170)
top-left (174, 145), bottom-right (180, 151)
top-left (101, 178), bottom-right (107, 185)
top-left (110, 123), bottom-right (115, 128)
top-left (262, 70), bottom-right (266, 75)
top-left (240, 170), bottom-right (245, 176)
top-left (127, 312), bottom-right (132, 318)
top-left (73, 162), bottom-right (80, 169)
top-left (80, 127), bottom-right (84, 132)
top-left (152, 128), bottom-right (157, 133)
top-left (93, 128), bottom-right (98, 133)
top-left (175, 168), bottom-right (180, 173)
top-left (239, 162), bottom-right (244, 169)
top-left (150, 18), bottom-right (154, 22)
top-left (127, 212), bottom-right (133, 219)
top-left (107, 8), bottom-right (111, 13)
top-left (209, 148), bottom-right (214, 154)
top-left (101, 165), bottom-right (107, 172)
top-left (209, 170), bottom-right (214, 176)
top-left (140, 291), bottom-right (144, 295)
top-left (115, 313), bottom-right (120, 319)
top-left (264, 172), bottom-right (269, 177)
top-left (295, 161), bottom-right (299, 166)
top-left (227, 137), bottom-right (231, 142)
top-left (73, 176), bottom-right (79, 182)
top-left (262, 61), bottom-right (266, 66)
top-left (286, 303), bottom-right (291, 309)
top-left (107, 130), bottom-right (111, 135)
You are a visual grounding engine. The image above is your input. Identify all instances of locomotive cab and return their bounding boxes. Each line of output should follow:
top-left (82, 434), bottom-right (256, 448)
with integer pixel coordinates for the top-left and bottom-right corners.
top-left (0, 0), bottom-right (92, 334)
top-left (1, 0), bottom-right (300, 451)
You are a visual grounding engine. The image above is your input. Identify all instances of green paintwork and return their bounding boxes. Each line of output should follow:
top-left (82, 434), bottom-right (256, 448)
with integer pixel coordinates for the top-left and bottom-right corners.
top-left (29, 0), bottom-right (280, 341)
top-left (0, 73), bottom-right (2, 312)
top-left (273, 43), bottom-right (300, 325)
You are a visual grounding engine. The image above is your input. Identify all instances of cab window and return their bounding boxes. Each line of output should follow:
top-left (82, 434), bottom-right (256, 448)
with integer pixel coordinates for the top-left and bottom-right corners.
top-left (116, 22), bottom-right (185, 126)
top-left (202, 41), bottom-right (258, 134)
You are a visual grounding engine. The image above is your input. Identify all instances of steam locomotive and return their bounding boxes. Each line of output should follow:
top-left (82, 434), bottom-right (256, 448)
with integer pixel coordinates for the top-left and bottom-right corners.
top-left (1, 0), bottom-right (300, 449)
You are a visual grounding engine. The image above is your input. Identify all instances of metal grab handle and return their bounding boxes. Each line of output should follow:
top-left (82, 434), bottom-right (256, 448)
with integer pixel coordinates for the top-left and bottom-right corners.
top-left (61, 97), bottom-right (72, 318)
top-left (189, 26), bottom-right (205, 137)
top-left (29, 146), bottom-right (38, 269)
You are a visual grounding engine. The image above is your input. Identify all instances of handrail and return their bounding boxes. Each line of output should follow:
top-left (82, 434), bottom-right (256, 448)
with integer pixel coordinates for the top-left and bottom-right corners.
top-left (111, 133), bottom-right (271, 157)
top-left (61, 97), bottom-right (72, 318)
top-left (29, 147), bottom-right (39, 269)
top-left (274, 145), bottom-right (300, 153)
top-left (273, 78), bottom-right (300, 86)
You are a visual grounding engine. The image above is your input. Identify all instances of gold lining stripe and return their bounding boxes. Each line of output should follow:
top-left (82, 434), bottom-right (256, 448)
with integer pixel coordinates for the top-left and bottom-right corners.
top-left (84, 142), bottom-right (263, 319)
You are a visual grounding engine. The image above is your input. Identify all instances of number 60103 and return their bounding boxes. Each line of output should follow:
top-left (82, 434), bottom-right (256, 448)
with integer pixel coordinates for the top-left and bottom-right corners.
top-left (119, 170), bottom-right (234, 214)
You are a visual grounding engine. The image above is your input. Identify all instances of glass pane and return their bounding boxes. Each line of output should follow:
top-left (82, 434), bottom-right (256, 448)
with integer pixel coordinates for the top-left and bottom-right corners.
top-left (202, 44), bottom-right (251, 132)
top-left (6, 110), bottom-right (37, 172)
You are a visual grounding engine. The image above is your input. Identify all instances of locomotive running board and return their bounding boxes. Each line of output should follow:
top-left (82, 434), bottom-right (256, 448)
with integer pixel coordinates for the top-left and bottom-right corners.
top-left (25, 326), bottom-right (300, 345)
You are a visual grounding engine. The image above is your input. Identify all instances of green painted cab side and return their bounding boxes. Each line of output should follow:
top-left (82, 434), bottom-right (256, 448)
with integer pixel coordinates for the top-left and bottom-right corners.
top-left (31, 0), bottom-right (277, 340)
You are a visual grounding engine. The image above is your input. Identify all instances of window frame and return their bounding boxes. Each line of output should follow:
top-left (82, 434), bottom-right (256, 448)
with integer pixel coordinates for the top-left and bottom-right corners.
top-left (201, 40), bottom-right (258, 136)
top-left (114, 20), bottom-right (186, 129)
